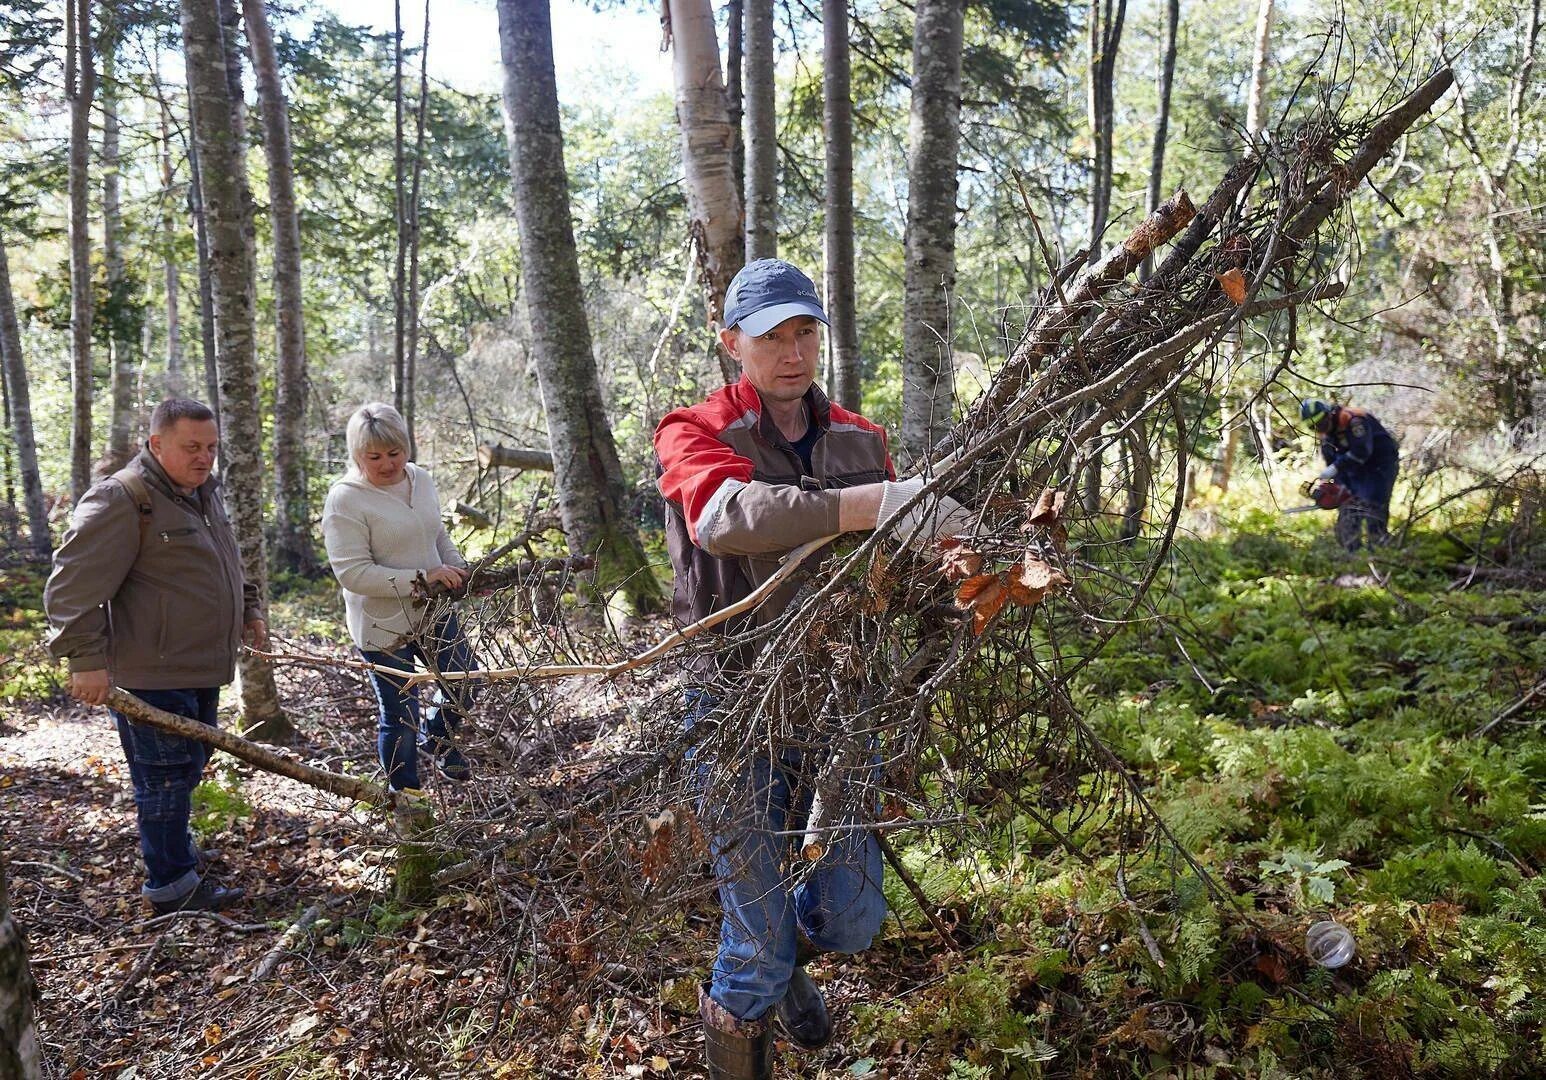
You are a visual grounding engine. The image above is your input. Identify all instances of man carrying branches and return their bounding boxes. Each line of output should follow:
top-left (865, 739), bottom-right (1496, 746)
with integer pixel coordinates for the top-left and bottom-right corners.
top-left (655, 259), bottom-right (971, 1079)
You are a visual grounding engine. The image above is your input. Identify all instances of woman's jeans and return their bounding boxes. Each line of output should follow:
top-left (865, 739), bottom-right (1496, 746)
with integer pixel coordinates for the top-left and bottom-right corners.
top-left (112, 686), bottom-right (219, 903)
top-left (358, 615), bottom-right (477, 790)
top-left (686, 691), bottom-right (887, 1022)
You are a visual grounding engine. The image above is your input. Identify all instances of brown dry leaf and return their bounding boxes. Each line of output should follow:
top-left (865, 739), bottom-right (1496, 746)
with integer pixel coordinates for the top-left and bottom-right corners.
top-left (1217, 267), bottom-right (1248, 304)
top-left (1254, 952), bottom-right (1290, 984)
top-left (1026, 487), bottom-right (1066, 526)
top-left (956, 573), bottom-right (1009, 634)
top-left (641, 809), bottom-right (676, 881)
top-left (1018, 554), bottom-right (1070, 602)
top-left (863, 552), bottom-right (893, 613)
top-left (937, 537), bottom-right (984, 582)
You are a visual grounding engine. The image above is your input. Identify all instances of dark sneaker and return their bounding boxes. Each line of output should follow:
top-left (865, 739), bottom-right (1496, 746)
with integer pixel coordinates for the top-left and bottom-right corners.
top-left (775, 966), bottom-right (832, 1050)
top-left (434, 742), bottom-right (472, 782)
top-left (151, 878), bottom-right (245, 916)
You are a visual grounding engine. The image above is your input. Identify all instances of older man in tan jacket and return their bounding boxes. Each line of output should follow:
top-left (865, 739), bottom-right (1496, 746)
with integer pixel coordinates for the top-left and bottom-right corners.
top-left (44, 398), bottom-right (263, 914)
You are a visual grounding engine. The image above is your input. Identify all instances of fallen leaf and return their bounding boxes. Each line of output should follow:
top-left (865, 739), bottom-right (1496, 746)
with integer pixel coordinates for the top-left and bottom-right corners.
top-left (1254, 952), bottom-right (1290, 983)
top-left (1217, 267), bottom-right (1248, 304)
top-left (649, 1057), bottom-right (670, 1074)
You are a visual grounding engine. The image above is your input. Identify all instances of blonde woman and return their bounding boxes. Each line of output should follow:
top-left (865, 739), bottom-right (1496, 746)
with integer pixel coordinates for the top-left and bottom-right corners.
top-left (322, 403), bottom-right (476, 790)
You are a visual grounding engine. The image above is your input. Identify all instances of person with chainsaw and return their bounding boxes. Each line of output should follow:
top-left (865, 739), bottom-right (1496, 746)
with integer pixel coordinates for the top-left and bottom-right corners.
top-left (1300, 399), bottom-right (1400, 551)
top-left (321, 402), bottom-right (478, 793)
top-left (44, 398), bottom-right (259, 915)
top-left (655, 258), bottom-right (974, 1079)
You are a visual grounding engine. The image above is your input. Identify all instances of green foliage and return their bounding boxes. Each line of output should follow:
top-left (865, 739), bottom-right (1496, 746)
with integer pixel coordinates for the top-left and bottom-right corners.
top-left (873, 496), bottom-right (1546, 1076)
top-left (190, 773), bottom-right (254, 838)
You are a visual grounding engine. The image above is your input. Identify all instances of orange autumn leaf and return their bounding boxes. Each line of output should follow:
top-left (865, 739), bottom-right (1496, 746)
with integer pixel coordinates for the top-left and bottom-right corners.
top-left (956, 572), bottom-right (1009, 634)
top-left (1217, 267), bottom-right (1248, 304)
top-left (1026, 487), bottom-right (1066, 526)
top-left (937, 537), bottom-right (984, 581)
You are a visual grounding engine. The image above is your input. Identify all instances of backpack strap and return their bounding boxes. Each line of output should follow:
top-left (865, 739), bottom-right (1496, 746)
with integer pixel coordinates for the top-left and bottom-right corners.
top-left (111, 467), bottom-right (154, 549)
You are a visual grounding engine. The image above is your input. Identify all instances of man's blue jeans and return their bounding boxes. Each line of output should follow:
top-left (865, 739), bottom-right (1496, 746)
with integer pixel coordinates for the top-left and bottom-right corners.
top-left (688, 692), bottom-right (887, 1022)
top-left (359, 615), bottom-right (477, 790)
top-left (112, 686), bottom-right (219, 904)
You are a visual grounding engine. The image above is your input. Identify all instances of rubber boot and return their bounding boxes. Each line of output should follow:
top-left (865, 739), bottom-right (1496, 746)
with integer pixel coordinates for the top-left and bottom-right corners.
top-left (701, 984), bottom-right (773, 1080)
top-left (776, 965), bottom-right (832, 1049)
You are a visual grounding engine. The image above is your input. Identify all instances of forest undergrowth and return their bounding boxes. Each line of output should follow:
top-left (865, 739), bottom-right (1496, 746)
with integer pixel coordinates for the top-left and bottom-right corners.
top-left (1, 473), bottom-right (1543, 1078)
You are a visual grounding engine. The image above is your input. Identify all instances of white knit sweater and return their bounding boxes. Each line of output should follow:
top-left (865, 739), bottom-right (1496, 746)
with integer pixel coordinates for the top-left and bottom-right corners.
top-left (321, 463), bottom-right (466, 650)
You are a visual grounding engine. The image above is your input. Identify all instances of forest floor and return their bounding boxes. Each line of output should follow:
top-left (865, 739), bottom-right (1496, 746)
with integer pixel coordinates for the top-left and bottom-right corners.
top-left (3, 490), bottom-right (1545, 1078)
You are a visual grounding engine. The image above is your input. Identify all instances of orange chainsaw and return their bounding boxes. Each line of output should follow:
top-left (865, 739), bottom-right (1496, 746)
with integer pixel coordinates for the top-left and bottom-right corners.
top-left (1285, 478), bottom-right (1353, 513)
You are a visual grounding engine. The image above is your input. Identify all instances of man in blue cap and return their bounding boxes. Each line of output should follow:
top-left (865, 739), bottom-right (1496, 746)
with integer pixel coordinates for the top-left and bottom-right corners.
top-left (656, 259), bottom-right (971, 1078)
top-left (1300, 399), bottom-right (1400, 550)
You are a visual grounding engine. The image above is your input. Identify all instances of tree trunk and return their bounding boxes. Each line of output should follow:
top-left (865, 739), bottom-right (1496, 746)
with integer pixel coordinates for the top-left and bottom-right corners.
top-left (900, 0), bottom-right (965, 461)
top-left (498, 0), bottom-right (664, 615)
top-left (666, 0), bottom-right (743, 382)
top-left (0, 237), bottom-right (51, 560)
top-left (159, 94), bottom-right (184, 393)
top-left (187, 133), bottom-right (222, 423)
top-left (0, 856), bottom-right (41, 1080)
top-left (1085, 0), bottom-right (1126, 257)
top-left (1140, 0), bottom-right (1178, 282)
top-left (726, 0), bottom-right (745, 205)
top-left (742, 0), bottom-right (776, 260)
top-left (242, 0), bottom-right (318, 577)
top-left (66, 0), bottom-right (95, 504)
top-left (823, 0), bottom-right (860, 411)
top-left (404, 0), bottom-right (431, 453)
top-left (102, 24), bottom-right (137, 466)
top-left (1214, 0), bottom-right (1273, 494)
top-left (392, 0), bottom-right (407, 420)
top-left (181, 0), bottom-right (293, 742)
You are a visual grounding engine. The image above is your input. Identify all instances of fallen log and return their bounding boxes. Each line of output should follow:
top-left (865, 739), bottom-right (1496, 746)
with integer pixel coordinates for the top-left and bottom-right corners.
top-left (476, 443), bottom-right (554, 472)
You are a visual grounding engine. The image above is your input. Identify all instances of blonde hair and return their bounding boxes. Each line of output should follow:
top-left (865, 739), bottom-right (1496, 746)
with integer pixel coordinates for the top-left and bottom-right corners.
top-left (346, 403), bottom-right (411, 468)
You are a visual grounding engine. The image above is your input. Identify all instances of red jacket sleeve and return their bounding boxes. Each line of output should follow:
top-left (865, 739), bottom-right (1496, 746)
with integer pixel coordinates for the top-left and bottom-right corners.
top-left (655, 408), bottom-right (756, 547)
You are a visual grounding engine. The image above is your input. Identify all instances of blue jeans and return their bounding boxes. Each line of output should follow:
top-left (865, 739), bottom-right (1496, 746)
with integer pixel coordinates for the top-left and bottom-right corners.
top-left (687, 692), bottom-right (887, 1022)
top-left (112, 686), bottom-right (219, 903)
top-left (359, 615), bottom-right (477, 790)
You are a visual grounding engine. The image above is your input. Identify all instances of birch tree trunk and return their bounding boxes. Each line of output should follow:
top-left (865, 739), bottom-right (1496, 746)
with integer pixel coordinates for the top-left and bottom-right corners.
top-left (242, 0), bottom-right (317, 576)
top-left (102, 23), bottom-right (138, 466)
top-left (66, 0), bottom-right (95, 504)
top-left (823, 0), bottom-right (860, 410)
top-left (900, 0), bottom-right (964, 461)
top-left (742, 0), bottom-right (776, 260)
top-left (666, 0), bottom-right (742, 382)
top-left (159, 94), bottom-right (183, 393)
top-left (181, 0), bottom-right (293, 741)
top-left (0, 857), bottom-right (41, 1080)
top-left (0, 236), bottom-right (50, 560)
top-left (498, 0), bottom-right (664, 615)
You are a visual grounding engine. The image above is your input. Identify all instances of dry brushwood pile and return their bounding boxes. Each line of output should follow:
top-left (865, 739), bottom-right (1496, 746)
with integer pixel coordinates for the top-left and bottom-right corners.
top-left (95, 64), bottom-right (1455, 1061)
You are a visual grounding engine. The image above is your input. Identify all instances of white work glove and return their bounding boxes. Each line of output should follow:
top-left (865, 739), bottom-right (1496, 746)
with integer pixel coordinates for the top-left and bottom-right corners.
top-left (876, 477), bottom-right (976, 548)
top-left (1317, 464), bottom-right (1338, 480)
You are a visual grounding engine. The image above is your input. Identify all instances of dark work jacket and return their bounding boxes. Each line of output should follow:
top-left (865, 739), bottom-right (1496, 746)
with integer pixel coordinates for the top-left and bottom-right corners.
top-left (655, 377), bottom-right (893, 680)
top-left (1320, 406), bottom-right (1400, 503)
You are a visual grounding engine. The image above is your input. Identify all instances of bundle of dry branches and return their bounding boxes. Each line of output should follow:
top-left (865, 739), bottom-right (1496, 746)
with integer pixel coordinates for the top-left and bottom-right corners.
top-left (139, 63), bottom-right (1455, 1054)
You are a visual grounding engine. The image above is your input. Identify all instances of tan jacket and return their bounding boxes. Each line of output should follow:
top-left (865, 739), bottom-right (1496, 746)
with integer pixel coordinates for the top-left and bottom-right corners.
top-left (44, 448), bottom-right (257, 689)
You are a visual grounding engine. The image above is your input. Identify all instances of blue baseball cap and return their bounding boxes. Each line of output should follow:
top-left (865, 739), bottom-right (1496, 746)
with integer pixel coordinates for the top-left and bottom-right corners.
top-left (723, 258), bottom-right (829, 336)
